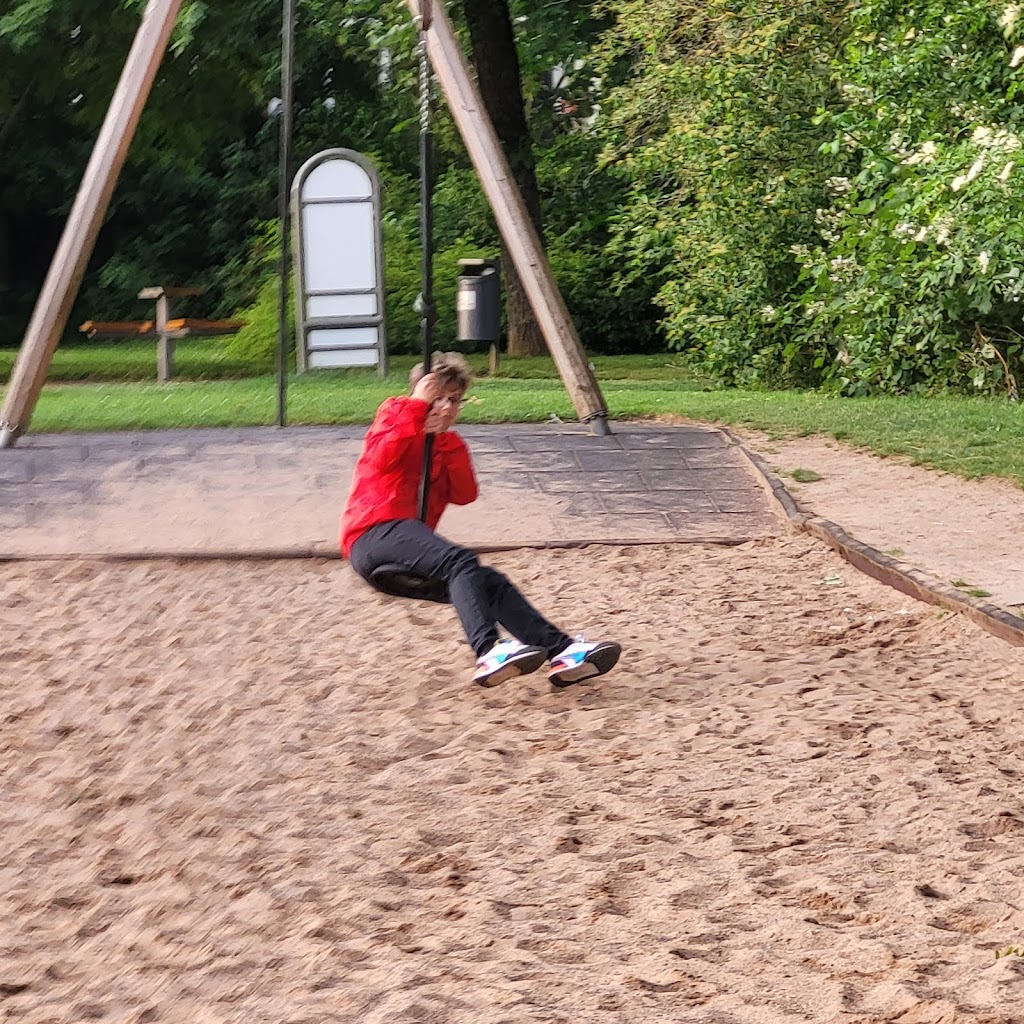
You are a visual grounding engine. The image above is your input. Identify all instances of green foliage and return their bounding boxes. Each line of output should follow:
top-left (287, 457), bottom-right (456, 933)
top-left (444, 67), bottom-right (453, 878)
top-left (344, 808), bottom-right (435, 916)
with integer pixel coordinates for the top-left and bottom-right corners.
top-left (381, 215), bottom-right (491, 355)
top-left (1, 0), bottom-right (660, 363)
top-left (590, 0), bottom-right (1024, 393)
top-left (0, 1), bottom-right (406, 338)
top-left (221, 220), bottom-right (292, 371)
top-left (9, 0), bottom-right (1024, 394)
top-left (222, 275), bottom-right (294, 372)
top-left (785, 0), bottom-right (1024, 395)
top-left (378, 133), bottom-right (656, 356)
top-left (538, 130), bottom-right (662, 353)
top-left (596, 0), bottom-right (844, 385)
top-left (547, 233), bottom-right (661, 353)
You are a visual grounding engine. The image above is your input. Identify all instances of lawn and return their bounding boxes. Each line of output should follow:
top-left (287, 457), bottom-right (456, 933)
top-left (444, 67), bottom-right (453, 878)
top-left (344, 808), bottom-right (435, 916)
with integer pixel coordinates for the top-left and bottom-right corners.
top-left (2, 344), bottom-right (1022, 488)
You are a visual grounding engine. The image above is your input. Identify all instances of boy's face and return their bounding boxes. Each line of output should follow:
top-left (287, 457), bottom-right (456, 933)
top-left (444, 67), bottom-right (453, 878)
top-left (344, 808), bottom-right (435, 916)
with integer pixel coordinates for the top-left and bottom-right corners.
top-left (428, 387), bottom-right (466, 433)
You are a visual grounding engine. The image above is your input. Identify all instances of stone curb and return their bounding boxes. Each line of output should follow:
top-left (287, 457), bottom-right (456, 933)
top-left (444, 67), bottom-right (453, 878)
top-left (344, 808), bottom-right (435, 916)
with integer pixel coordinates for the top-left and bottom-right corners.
top-left (725, 428), bottom-right (1024, 648)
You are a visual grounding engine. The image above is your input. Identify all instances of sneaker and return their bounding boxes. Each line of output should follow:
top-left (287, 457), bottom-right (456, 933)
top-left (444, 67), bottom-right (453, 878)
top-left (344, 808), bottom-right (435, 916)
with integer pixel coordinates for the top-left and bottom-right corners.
top-left (548, 638), bottom-right (622, 688)
top-left (473, 639), bottom-right (548, 688)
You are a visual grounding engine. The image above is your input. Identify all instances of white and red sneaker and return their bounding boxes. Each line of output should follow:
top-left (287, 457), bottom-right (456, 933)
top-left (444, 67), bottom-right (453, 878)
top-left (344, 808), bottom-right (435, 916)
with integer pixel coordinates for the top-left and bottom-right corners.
top-left (473, 639), bottom-right (547, 688)
top-left (548, 638), bottom-right (622, 687)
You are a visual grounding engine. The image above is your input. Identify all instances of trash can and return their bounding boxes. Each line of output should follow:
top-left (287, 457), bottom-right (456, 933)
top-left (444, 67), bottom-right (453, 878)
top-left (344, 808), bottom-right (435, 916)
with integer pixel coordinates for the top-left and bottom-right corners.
top-left (456, 258), bottom-right (501, 347)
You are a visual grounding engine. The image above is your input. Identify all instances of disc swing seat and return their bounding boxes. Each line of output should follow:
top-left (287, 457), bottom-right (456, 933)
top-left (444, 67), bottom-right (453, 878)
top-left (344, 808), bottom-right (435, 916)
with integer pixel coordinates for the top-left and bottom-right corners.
top-left (369, 563), bottom-right (450, 603)
top-left (367, 1), bottom-right (449, 608)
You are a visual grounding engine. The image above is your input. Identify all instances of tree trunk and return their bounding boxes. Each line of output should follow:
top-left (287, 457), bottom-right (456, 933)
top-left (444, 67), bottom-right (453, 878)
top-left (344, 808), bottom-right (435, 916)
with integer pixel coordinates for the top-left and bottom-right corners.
top-left (0, 82), bottom-right (35, 297)
top-left (461, 0), bottom-right (547, 357)
top-left (0, 212), bottom-right (8, 296)
top-left (0, 80), bottom-right (35, 160)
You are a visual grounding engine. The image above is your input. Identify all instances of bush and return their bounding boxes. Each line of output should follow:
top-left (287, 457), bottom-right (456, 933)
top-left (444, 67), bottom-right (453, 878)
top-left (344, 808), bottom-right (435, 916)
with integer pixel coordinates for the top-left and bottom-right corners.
top-left (784, 0), bottom-right (1024, 395)
top-left (537, 130), bottom-right (663, 354)
top-left (547, 233), bottom-right (661, 354)
top-left (597, 0), bottom-right (843, 385)
top-left (222, 274), bottom-right (294, 373)
top-left (221, 221), bottom-right (293, 372)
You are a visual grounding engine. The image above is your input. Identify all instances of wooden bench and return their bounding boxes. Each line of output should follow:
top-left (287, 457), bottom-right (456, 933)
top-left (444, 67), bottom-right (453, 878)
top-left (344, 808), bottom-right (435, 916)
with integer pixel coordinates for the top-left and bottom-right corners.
top-left (79, 286), bottom-right (245, 382)
top-left (80, 320), bottom-right (156, 338)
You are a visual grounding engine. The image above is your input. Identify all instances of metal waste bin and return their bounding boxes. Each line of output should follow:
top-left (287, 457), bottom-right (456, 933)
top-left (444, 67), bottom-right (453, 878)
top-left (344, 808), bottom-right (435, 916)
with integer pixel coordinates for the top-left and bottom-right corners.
top-left (456, 258), bottom-right (501, 346)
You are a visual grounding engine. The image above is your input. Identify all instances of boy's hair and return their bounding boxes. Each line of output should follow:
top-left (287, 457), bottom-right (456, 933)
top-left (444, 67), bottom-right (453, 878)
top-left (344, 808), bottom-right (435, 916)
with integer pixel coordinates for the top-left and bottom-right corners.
top-left (409, 352), bottom-right (473, 394)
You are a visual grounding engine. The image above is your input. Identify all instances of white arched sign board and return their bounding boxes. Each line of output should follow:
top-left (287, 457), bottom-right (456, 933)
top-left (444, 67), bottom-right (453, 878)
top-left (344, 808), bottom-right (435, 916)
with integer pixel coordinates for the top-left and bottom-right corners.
top-left (292, 149), bottom-right (387, 373)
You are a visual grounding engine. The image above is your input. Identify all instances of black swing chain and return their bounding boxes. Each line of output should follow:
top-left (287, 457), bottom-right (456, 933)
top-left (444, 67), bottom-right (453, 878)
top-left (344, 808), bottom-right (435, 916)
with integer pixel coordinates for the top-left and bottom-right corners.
top-left (416, 0), bottom-right (436, 523)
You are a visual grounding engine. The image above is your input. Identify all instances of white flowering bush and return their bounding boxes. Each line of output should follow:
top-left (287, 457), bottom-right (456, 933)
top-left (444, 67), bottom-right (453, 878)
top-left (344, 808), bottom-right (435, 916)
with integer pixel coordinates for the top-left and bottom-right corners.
top-left (787, 0), bottom-right (1024, 394)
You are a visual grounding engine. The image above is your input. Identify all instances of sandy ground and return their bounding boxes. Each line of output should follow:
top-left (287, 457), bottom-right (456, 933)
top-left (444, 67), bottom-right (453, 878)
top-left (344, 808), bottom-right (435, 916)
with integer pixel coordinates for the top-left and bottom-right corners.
top-left (4, 539), bottom-right (1024, 1024)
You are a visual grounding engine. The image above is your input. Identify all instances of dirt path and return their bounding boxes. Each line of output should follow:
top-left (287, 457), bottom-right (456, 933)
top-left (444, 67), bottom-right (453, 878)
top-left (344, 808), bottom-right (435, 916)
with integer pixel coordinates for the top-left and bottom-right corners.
top-left (737, 428), bottom-right (1024, 614)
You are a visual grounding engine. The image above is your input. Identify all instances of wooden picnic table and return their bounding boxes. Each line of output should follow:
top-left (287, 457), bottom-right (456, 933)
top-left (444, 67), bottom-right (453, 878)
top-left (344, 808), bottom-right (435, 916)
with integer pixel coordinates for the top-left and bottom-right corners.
top-left (80, 285), bottom-right (244, 382)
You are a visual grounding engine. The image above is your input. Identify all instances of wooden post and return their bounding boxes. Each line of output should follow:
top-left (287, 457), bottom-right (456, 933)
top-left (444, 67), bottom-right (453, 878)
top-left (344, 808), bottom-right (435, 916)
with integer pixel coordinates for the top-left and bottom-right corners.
top-left (0, 0), bottom-right (184, 448)
top-left (140, 286), bottom-right (200, 383)
top-left (405, 0), bottom-right (610, 434)
top-left (155, 293), bottom-right (173, 383)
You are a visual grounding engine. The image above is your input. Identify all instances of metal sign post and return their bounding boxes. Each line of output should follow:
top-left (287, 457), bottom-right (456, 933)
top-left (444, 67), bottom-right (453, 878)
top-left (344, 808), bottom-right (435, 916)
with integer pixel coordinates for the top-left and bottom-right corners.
top-left (275, 0), bottom-right (297, 426)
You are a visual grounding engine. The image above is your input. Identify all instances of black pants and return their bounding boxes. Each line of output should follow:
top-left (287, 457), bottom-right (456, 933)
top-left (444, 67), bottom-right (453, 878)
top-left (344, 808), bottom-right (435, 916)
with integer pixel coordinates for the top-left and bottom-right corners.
top-left (349, 519), bottom-right (572, 659)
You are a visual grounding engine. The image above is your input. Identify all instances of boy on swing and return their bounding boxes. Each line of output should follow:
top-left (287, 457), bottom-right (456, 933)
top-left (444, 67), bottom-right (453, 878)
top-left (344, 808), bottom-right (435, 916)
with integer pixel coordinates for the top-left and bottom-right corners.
top-left (341, 352), bottom-right (622, 688)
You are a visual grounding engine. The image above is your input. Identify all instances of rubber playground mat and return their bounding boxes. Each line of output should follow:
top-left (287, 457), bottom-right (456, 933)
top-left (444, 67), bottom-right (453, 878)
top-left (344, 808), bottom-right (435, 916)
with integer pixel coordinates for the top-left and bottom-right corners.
top-left (0, 422), bottom-right (783, 559)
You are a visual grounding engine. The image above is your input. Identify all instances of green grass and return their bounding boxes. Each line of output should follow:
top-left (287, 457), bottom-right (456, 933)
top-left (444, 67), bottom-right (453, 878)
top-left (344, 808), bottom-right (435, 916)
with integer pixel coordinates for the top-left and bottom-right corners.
top-left (3, 347), bottom-right (1023, 489)
top-left (0, 343), bottom-right (696, 385)
top-left (951, 579), bottom-right (994, 598)
top-left (0, 339), bottom-right (257, 382)
top-left (789, 468), bottom-right (825, 483)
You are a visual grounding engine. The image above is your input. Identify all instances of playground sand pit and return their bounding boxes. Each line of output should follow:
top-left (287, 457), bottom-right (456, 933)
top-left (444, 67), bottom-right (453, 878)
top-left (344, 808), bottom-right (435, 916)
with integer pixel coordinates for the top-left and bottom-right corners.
top-left (3, 539), bottom-right (1024, 1024)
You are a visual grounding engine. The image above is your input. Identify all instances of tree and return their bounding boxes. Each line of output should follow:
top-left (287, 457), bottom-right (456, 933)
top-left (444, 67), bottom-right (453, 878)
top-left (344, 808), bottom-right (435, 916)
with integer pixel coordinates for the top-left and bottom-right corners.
top-left (1, 0), bottom-right (647, 360)
top-left (461, 0), bottom-right (548, 356)
top-left (0, 0), bottom-right (399, 339)
top-left (787, 0), bottom-right (1024, 395)
top-left (348, 1), bottom-right (611, 356)
top-left (595, 0), bottom-right (845, 385)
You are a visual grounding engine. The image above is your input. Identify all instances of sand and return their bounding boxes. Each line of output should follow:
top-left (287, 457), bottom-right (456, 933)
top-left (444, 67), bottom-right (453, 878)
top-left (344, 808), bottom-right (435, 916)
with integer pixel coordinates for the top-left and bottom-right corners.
top-left (3, 539), bottom-right (1024, 1024)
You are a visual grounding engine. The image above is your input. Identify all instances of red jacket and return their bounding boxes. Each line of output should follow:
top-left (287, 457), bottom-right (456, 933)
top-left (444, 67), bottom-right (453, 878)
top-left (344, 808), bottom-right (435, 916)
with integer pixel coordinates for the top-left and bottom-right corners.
top-left (340, 396), bottom-right (478, 556)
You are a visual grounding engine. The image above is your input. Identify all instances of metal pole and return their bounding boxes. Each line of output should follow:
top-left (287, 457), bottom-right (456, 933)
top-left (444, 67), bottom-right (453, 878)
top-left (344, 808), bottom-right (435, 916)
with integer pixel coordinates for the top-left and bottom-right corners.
top-left (400, 0), bottom-right (610, 435)
top-left (416, 0), bottom-right (436, 522)
top-left (275, 0), bottom-right (297, 429)
top-left (0, 0), bottom-right (185, 449)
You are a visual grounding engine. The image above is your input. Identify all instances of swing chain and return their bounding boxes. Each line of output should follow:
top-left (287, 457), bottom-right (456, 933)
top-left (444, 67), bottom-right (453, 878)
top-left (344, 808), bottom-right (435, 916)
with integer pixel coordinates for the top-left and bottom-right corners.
top-left (415, 0), bottom-right (437, 336)
top-left (417, 3), bottom-right (432, 139)
top-left (416, 0), bottom-right (437, 524)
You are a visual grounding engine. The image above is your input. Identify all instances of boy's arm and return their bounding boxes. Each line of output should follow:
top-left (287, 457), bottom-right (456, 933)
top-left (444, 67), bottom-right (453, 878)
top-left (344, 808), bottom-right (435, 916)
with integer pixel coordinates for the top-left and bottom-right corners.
top-left (434, 433), bottom-right (478, 505)
top-left (364, 397), bottom-right (430, 471)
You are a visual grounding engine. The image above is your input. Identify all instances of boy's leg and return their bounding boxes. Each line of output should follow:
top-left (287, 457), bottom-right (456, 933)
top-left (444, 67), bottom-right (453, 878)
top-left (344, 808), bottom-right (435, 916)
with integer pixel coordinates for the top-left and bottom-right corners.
top-left (480, 567), bottom-right (573, 659)
top-left (351, 523), bottom-right (618, 687)
top-left (349, 519), bottom-right (500, 657)
top-left (477, 568), bottom-right (622, 686)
